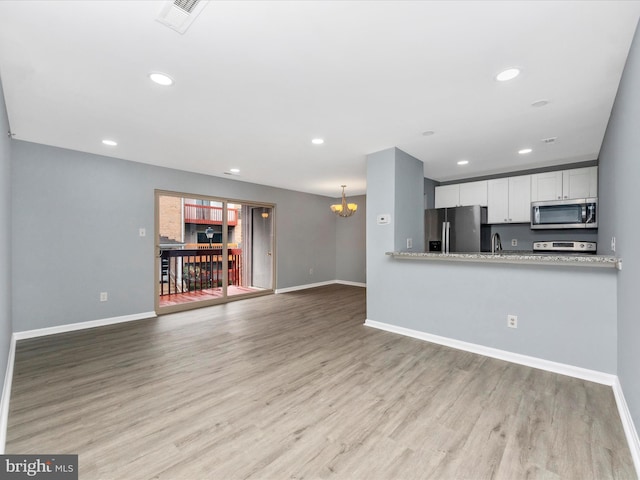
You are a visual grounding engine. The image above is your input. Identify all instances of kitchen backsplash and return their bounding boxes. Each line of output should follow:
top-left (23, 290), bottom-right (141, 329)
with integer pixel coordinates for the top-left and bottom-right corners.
top-left (489, 223), bottom-right (598, 251)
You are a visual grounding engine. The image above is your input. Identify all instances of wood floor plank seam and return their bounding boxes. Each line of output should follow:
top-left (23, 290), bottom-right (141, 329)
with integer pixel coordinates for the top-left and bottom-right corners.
top-left (6, 285), bottom-right (635, 479)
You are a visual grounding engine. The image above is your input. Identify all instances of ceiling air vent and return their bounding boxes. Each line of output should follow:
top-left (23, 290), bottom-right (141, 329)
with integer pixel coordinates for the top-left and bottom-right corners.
top-left (156, 0), bottom-right (208, 34)
top-left (174, 0), bottom-right (201, 14)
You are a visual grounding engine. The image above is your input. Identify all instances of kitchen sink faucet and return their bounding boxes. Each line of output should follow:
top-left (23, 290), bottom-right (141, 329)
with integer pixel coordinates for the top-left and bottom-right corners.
top-left (491, 232), bottom-right (502, 253)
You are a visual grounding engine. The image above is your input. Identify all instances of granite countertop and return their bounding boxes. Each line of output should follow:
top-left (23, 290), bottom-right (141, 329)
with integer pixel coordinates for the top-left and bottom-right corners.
top-left (386, 251), bottom-right (621, 269)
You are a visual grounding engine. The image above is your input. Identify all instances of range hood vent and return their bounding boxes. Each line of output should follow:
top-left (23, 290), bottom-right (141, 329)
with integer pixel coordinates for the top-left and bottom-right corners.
top-left (156, 0), bottom-right (208, 34)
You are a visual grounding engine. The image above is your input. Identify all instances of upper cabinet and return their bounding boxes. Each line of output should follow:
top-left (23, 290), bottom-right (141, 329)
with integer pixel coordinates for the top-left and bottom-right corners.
top-left (460, 181), bottom-right (488, 206)
top-left (487, 175), bottom-right (531, 224)
top-left (434, 184), bottom-right (460, 208)
top-left (531, 166), bottom-right (598, 201)
top-left (435, 181), bottom-right (487, 208)
top-left (563, 167), bottom-right (598, 199)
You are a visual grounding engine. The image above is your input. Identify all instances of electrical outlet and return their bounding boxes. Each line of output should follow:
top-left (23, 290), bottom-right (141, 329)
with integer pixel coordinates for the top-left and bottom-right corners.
top-left (100, 292), bottom-right (108, 302)
top-left (611, 236), bottom-right (616, 252)
top-left (309, 267), bottom-right (314, 275)
top-left (507, 314), bottom-right (517, 328)
top-left (407, 238), bottom-right (413, 249)
top-left (511, 239), bottom-right (517, 247)
top-left (139, 228), bottom-right (146, 237)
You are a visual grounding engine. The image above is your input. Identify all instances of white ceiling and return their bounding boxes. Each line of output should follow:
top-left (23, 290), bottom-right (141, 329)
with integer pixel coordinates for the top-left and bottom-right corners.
top-left (1, 1), bottom-right (639, 197)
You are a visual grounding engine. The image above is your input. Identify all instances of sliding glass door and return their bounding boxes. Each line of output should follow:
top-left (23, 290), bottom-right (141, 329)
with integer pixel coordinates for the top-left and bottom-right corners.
top-left (155, 191), bottom-right (275, 313)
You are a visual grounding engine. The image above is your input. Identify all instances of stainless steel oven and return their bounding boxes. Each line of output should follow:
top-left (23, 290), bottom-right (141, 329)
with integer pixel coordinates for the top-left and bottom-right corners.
top-left (531, 198), bottom-right (597, 229)
top-left (533, 240), bottom-right (597, 253)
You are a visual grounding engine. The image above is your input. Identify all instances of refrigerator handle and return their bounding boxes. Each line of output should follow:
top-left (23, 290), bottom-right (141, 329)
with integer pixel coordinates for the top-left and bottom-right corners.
top-left (443, 221), bottom-right (450, 253)
top-left (446, 221), bottom-right (451, 253)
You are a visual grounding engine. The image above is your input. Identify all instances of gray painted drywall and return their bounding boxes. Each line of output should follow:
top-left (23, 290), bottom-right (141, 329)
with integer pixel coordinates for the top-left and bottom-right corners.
top-left (598, 20), bottom-right (640, 431)
top-left (11, 140), bottom-right (342, 331)
top-left (0, 78), bottom-right (11, 399)
top-left (335, 194), bottom-right (366, 284)
top-left (367, 148), bottom-right (617, 373)
top-left (394, 149), bottom-right (425, 253)
top-left (423, 177), bottom-right (437, 210)
top-left (366, 148), bottom-right (396, 317)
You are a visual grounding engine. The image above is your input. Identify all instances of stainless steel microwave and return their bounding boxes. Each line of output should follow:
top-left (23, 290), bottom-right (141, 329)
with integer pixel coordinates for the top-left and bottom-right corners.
top-left (531, 198), bottom-right (597, 229)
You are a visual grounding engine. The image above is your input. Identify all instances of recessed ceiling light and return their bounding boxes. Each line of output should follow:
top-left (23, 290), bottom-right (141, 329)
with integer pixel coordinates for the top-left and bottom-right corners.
top-left (229, 168), bottom-right (240, 174)
top-left (311, 138), bottom-right (324, 145)
top-left (531, 99), bottom-right (549, 107)
top-left (102, 139), bottom-right (117, 146)
top-left (421, 130), bottom-right (435, 137)
top-left (149, 72), bottom-right (174, 86)
top-left (496, 67), bottom-right (520, 82)
top-left (518, 148), bottom-right (533, 155)
top-left (457, 160), bottom-right (469, 165)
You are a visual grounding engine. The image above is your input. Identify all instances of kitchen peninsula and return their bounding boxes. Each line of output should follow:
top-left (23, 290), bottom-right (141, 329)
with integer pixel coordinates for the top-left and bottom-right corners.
top-left (367, 147), bottom-right (618, 378)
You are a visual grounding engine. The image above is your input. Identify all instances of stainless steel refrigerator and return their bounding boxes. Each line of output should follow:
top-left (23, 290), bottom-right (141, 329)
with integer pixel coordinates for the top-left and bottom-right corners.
top-left (425, 205), bottom-right (491, 253)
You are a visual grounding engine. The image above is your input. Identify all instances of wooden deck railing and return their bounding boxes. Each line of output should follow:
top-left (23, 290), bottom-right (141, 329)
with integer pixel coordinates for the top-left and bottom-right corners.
top-left (160, 248), bottom-right (242, 296)
top-left (183, 243), bottom-right (238, 250)
top-left (184, 204), bottom-right (238, 225)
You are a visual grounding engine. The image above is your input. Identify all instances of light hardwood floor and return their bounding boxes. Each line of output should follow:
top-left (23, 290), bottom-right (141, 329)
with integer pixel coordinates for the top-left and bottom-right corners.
top-left (6, 285), bottom-right (635, 479)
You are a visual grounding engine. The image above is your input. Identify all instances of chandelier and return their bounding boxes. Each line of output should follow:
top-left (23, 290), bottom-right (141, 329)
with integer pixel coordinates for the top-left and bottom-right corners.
top-left (330, 185), bottom-right (358, 217)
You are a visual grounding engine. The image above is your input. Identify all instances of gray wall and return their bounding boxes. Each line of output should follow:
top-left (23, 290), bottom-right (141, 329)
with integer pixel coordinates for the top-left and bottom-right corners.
top-left (394, 149), bottom-right (425, 253)
top-left (423, 177), bottom-right (437, 210)
top-left (367, 149), bottom-right (618, 374)
top-left (598, 20), bottom-right (640, 430)
top-left (10, 140), bottom-right (356, 331)
top-left (0, 78), bottom-right (11, 399)
top-left (335, 194), bottom-right (366, 284)
top-left (366, 148), bottom-right (397, 318)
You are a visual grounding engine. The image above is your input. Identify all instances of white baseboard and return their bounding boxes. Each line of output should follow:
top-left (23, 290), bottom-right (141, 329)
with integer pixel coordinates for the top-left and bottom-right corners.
top-left (275, 281), bottom-right (335, 294)
top-left (612, 377), bottom-right (640, 477)
top-left (276, 280), bottom-right (365, 294)
top-left (364, 319), bottom-right (640, 477)
top-left (14, 311), bottom-right (157, 341)
top-left (364, 319), bottom-right (616, 385)
top-left (335, 280), bottom-right (366, 288)
top-left (2, 311), bottom-right (156, 453)
top-left (0, 334), bottom-right (16, 454)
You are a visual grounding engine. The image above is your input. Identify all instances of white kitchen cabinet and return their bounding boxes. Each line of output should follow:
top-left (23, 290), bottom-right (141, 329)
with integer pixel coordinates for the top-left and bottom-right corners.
top-left (435, 181), bottom-right (487, 208)
top-left (508, 175), bottom-right (532, 222)
top-left (563, 167), bottom-right (598, 199)
top-left (531, 166), bottom-right (597, 201)
top-left (487, 178), bottom-right (509, 224)
top-left (530, 171), bottom-right (562, 202)
top-left (487, 175), bottom-right (531, 223)
top-left (434, 184), bottom-right (460, 208)
top-left (459, 181), bottom-right (488, 206)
